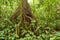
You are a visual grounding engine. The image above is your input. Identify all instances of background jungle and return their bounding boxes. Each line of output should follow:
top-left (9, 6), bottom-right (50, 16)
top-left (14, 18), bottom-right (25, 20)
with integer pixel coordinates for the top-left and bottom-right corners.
top-left (0, 0), bottom-right (60, 40)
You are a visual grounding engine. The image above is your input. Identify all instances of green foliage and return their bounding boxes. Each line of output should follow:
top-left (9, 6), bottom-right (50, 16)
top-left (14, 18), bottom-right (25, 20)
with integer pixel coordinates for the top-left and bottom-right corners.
top-left (0, 0), bottom-right (60, 40)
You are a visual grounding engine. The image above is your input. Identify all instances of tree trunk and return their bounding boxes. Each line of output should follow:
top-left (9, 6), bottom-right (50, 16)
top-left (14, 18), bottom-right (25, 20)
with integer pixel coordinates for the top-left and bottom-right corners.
top-left (10, 0), bottom-right (37, 38)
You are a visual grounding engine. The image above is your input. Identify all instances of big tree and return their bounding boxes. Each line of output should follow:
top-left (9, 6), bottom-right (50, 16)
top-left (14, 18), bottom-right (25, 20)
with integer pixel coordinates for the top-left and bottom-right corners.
top-left (10, 0), bottom-right (37, 37)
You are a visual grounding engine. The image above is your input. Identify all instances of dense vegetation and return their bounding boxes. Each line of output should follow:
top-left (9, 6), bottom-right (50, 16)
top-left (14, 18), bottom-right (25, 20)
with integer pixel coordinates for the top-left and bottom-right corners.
top-left (0, 0), bottom-right (60, 40)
